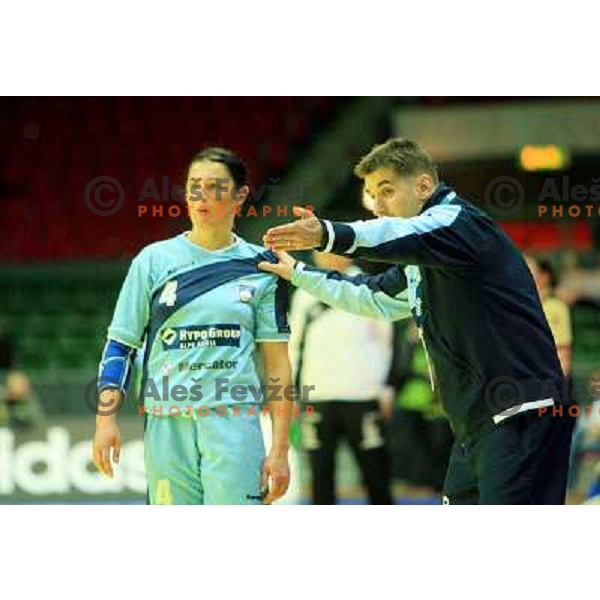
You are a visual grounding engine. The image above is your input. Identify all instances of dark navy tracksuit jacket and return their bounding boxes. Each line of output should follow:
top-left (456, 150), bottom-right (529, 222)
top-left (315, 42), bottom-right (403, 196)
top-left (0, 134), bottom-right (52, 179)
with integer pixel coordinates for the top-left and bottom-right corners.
top-left (291, 183), bottom-right (566, 440)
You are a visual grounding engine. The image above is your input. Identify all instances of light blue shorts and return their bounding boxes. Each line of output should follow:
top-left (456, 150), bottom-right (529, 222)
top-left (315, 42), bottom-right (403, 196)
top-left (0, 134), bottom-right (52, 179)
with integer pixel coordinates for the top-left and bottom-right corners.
top-left (144, 406), bottom-right (265, 505)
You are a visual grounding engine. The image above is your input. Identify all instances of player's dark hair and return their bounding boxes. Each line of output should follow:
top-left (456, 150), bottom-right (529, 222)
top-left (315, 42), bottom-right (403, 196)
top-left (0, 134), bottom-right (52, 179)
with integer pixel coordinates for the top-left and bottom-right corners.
top-left (538, 259), bottom-right (558, 290)
top-left (355, 138), bottom-right (439, 183)
top-left (189, 147), bottom-right (249, 189)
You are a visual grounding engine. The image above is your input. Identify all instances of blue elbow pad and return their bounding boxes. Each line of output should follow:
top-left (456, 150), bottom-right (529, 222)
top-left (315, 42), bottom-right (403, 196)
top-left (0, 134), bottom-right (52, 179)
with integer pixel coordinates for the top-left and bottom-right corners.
top-left (97, 338), bottom-right (137, 393)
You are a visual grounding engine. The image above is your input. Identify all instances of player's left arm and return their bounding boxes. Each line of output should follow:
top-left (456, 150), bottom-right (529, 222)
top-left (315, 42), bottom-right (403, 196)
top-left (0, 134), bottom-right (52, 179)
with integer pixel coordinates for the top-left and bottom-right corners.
top-left (260, 341), bottom-right (293, 504)
top-left (255, 275), bottom-right (292, 504)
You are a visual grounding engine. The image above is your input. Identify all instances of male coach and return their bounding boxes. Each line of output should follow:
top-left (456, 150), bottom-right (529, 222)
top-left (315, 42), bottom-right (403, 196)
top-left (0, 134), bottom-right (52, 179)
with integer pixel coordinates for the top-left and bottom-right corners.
top-left (258, 138), bottom-right (575, 505)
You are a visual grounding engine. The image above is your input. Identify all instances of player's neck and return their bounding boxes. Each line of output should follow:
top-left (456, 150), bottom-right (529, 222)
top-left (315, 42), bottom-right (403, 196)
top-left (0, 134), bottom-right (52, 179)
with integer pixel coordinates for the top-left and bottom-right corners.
top-left (187, 226), bottom-right (235, 251)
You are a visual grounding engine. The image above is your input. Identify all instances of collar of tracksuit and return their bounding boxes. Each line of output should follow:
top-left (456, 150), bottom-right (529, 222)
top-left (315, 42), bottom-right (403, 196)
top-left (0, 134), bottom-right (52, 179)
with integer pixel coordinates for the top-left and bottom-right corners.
top-left (419, 182), bottom-right (455, 214)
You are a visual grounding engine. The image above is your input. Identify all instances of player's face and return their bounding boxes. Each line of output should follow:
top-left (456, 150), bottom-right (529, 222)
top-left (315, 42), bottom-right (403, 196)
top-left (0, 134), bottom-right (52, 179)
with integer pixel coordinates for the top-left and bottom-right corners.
top-left (363, 168), bottom-right (434, 218)
top-left (186, 160), bottom-right (248, 226)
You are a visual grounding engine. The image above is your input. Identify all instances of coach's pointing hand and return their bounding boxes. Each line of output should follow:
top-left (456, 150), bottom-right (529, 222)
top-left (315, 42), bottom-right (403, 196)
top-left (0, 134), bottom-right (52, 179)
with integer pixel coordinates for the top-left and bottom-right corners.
top-left (258, 250), bottom-right (296, 281)
top-left (262, 206), bottom-right (324, 251)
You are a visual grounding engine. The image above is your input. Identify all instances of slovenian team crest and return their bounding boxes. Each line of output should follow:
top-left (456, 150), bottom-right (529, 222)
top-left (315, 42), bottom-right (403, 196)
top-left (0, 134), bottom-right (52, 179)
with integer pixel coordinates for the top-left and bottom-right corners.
top-left (238, 283), bottom-right (257, 302)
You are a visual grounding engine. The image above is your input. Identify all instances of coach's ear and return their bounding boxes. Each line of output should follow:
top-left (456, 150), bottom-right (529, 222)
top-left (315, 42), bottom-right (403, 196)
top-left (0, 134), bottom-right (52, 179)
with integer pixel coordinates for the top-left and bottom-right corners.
top-left (416, 174), bottom-right (436, 201)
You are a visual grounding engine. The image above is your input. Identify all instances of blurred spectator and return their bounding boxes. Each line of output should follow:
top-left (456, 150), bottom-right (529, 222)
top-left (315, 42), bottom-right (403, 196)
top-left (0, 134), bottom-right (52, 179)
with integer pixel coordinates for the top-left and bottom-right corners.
top-left (567, 368), bottom-right (600, 503)
top-left (526, 255), bottom-right (572, 378)
top-left (552, 249), bottom-right (600, 305)
top-left (289, 251), bottom-right (394, 504)
top-left (0, 371), bottom-right (44, 431)
top-left (387, 322), bottom-right (453, 496)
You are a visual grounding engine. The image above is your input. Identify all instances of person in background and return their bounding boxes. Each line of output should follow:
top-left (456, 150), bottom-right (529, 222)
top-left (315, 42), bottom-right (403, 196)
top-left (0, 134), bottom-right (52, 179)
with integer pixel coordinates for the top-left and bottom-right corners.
top-left (387, 322), bottom-right (453, 497)
top-left (526, 255), bottom-right (572, 378)
top-left (289, 251), bottom-right (394, 504)
top-left (528, 255), bottom-right (581, 499)
top-left (0, 371), bottom-right (44, 431)
top-left (566, 368), bottom-right (600, 503)
top-left (581, 397), bottom-right (600, 503)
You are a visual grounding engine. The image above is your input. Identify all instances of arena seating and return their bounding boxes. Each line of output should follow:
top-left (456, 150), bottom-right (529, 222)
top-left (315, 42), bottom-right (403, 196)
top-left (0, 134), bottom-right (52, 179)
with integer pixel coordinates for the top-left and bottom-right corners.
top-left (0, 97), bottom-right (337, 260)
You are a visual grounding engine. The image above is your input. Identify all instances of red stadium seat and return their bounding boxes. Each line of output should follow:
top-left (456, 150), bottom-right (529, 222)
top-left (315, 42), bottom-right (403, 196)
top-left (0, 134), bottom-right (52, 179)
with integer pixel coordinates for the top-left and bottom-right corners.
top-left (2, 97), bottom-right (340, 260)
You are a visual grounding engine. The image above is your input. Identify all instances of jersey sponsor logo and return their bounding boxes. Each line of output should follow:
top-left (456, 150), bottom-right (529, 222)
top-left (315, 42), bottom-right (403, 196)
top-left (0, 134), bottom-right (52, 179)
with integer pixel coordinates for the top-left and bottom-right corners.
top-left (160, 324), bottom-right (241, 350)
top-left (178, 359), bottom-right (238, 372)
top-left (164, 262), bottom-right (196, 278)
top-left (161, 328), bottom-right (178, 346)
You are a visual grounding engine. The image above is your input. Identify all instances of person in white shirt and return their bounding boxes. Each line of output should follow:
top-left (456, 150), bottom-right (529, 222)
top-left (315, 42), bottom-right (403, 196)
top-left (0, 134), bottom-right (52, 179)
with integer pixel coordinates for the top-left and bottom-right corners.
top-left (289, 251), bottom-right (394, 504)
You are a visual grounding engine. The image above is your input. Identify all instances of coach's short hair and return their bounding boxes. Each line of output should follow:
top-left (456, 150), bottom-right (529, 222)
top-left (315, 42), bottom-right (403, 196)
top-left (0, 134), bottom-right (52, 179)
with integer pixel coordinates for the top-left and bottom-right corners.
top-left (354, 138), bottom-right (438, 182)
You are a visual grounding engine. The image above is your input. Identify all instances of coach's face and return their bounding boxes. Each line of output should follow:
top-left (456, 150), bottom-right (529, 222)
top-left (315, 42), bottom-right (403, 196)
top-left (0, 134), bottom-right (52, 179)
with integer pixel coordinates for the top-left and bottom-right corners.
top-left (363, 168), bottom-right (436, 219)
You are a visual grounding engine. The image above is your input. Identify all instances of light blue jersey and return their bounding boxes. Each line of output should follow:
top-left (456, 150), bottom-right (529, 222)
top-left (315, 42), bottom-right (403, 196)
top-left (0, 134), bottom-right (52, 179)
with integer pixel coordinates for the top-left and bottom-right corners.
top-left (106, 232), bottom-right (290, 414)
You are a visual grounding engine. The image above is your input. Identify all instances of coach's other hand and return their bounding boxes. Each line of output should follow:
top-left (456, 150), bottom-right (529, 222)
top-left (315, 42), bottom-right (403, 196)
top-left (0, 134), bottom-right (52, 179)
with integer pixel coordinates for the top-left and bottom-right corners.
top-left (258, 250), bottom-right (297, 281)
top-left (262, 206), bottom-right (324, 251)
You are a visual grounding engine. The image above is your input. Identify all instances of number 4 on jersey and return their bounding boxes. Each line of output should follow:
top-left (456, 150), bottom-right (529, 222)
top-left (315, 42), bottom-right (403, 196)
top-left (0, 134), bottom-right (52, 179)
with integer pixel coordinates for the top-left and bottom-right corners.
top-left (159, 280), bottom-right (178, 307)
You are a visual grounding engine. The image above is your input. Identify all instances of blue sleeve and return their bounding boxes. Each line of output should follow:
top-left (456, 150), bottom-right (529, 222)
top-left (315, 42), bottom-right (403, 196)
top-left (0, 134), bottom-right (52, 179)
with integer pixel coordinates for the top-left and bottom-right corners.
top-left (107, 252), bottom-right (152, 349)
top-left (317, 204), bottom-right (479, 267)
top-left (97, 338), bottom-right (137, 393)
top-left (255, 276), bottom-right (291, 342)
top-left (290, 262), bottom-right (410, 322)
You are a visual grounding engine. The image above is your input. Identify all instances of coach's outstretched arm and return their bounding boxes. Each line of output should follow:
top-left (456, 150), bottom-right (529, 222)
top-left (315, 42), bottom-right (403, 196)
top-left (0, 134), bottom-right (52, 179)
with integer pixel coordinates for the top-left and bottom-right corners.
top-left (258, 250), bottom-right (411, 322)
top-left (263, 206), bottom-right (479, 268)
